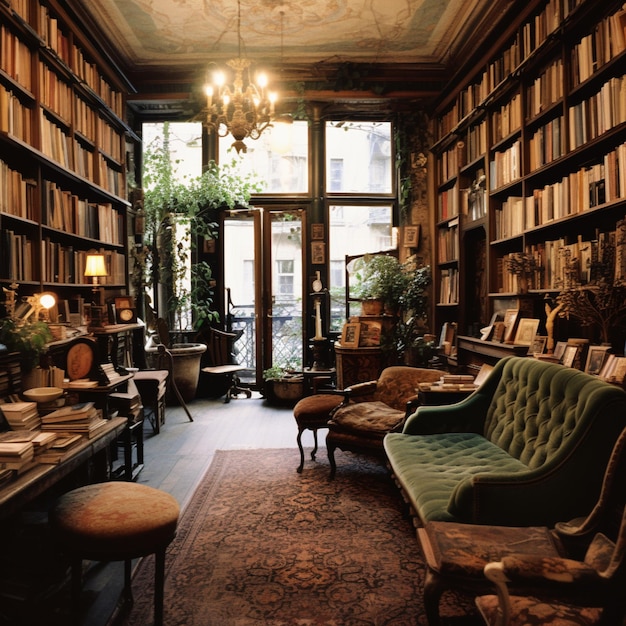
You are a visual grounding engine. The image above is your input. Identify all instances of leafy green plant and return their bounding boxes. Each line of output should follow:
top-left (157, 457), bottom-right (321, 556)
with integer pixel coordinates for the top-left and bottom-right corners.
top-left (0, 318), bottom-right (52, 371)
top-left (141, 123), bottom-right (264, 331)
top-left (351, 254), bottom-right (407, 308)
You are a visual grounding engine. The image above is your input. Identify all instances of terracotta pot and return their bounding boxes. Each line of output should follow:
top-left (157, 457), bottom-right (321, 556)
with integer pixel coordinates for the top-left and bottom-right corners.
top-left (361, 299), bottom-right (384, 315)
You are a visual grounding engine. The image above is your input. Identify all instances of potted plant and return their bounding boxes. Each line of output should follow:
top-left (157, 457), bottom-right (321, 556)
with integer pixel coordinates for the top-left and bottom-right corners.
top-left (141, 123), bottom-right (263, 334)
top-left (351, 254), bottom-right (407, 315)
top-left (0, 317), bottom-right (52, 373)
top-left (262, 366), bottom-right (304, 406)
top-left (396, 263), bottom-right (432, 364)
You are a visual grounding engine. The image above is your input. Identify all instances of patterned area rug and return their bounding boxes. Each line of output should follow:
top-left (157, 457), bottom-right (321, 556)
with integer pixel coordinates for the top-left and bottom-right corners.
top-left (113, 449), bottom-right (481, 626)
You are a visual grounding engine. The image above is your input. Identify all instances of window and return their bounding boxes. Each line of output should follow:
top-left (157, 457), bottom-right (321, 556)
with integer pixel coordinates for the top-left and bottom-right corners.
top-left (276, 259), bottom-right (295, 300)
top-left (219, 121), bottom-right (309, 194)
top-left (326, 121), bottom-right (395, 329)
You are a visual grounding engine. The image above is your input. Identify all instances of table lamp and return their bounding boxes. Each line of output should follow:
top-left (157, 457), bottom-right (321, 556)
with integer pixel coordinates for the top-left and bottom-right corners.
top-left (84, 254), bottom-right (108, 306)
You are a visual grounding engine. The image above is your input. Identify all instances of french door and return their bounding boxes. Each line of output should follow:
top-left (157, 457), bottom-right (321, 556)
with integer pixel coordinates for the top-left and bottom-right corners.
top-left (222, 207), bottom-right (306, 388)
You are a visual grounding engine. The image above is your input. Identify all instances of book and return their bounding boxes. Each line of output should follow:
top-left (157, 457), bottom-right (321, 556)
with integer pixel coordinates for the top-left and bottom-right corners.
top-left (40, 402), bottom-right (96, 423)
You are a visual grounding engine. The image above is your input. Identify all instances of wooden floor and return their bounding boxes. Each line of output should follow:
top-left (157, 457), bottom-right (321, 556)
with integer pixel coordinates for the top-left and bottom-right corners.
top-left (85, 392), bottom-right (311, 626)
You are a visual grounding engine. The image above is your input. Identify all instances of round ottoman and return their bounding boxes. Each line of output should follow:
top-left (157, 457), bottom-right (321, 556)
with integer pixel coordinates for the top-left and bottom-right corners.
top-left (49, 481), bottom-right (180, 626)
top-left (293, 394), bottom-right (343, 472)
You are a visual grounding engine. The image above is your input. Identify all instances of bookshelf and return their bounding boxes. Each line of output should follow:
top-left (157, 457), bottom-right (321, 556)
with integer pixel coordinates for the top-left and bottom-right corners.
top-left (431, 0), bottom-right (626, 343)
top-left (0, 0), bottom-right (135, 317)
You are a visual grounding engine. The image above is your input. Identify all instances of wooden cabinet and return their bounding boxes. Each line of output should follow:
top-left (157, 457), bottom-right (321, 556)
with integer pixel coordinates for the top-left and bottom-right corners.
top-left (431, 0), bottom-right (626, 345)
top-left (0, 0), bottom-right (135, 309)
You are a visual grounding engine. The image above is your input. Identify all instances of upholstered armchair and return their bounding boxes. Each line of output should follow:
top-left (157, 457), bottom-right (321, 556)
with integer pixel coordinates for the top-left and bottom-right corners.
top-left (327, 366), bottom-right (442, 478)
top-left (474, 425), bottom-right (626, 626)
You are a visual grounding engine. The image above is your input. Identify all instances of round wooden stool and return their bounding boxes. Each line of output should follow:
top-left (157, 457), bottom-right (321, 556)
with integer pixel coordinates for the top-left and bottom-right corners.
top-left (49, 481), bottom-right (180, 626)
top-left (293, 394), bottom-right (343, 472)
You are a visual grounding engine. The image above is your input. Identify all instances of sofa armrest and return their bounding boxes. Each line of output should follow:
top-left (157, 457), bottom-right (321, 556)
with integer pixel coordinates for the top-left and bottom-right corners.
top-left (402, 389), bottom-right (493, 435)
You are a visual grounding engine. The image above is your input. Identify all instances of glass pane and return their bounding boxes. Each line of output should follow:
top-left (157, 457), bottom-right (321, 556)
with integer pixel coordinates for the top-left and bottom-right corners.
top-left (218, 121), bottom-right (309, 193)
top-left (270, 212), bottom-right (303, 370)
top-left (325, 122), bottom-right (393, 193)
top-left (328, 204), bottom-right (393, 330)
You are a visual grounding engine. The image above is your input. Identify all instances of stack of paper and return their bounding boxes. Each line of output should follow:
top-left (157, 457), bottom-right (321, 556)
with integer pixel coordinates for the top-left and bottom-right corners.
top-left (0, 440), bottom-right (35, 472)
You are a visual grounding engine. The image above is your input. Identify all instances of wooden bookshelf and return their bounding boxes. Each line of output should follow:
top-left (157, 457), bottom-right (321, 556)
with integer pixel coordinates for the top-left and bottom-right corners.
top-left (431, 0), bottom-right (626, 341)
top-left (0, 0), bottom-right (135, 311)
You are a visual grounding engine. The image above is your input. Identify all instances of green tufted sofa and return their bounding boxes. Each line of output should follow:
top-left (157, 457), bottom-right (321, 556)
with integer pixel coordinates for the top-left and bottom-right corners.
top-left (383, 356), bottom-right (626, 527)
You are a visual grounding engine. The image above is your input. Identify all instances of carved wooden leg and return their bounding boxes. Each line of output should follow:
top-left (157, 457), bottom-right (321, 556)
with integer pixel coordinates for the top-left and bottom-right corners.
top-left (423, 567), bottom-right (445, 626)
top-left (296, 427), bottom-right (305, 473)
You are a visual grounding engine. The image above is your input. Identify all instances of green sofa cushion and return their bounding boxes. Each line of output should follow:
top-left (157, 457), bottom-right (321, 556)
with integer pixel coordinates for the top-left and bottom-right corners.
top-left (384, 432), bottom-right (527, 522)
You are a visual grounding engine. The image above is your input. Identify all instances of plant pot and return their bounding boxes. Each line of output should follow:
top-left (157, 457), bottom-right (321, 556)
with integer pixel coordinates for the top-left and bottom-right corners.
top-left (265, 377), bottom-right (304, 406)
top-left (146, 342), bottom-right (207, 403)
top-left (361, 298), bottom-right (384, 316)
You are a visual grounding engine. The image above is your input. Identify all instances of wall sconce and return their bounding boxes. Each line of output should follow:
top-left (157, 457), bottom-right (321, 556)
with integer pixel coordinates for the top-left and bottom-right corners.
top-left (84, 254), bottom-right (108, 306)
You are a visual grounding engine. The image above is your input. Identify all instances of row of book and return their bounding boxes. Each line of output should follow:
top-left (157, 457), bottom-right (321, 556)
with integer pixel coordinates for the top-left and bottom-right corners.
top-left (571, 6), bottom-right (626, 86)
top-left (489, 140), bottom-right (521, 190)
top-left (0, 25), bottom-right (32, 91)
top-left (526, 58), bottom-right (563, 120)
top-left (437, 218), bottom-right (459, 263)
top-left (492, 95), bottom-right (522, 145)
top-left (0, 85), bottom-right (33, 144)
top-left (38, 60), bottom-right (73, 123)
top-left (43, 180), bottom-right (124, 243)
top-left (0, 229), bottom-right (35, 281)
top-left (568, 75), bottom-right (626, 150)
top-left (0, 159), bottom-right (37, 220)
top-left (439, 267), bottom-right (459, 305)
top-left (529, 116), bottom-right (564, 171)
top-left (438, 2), bottom-right (625, 139)
top-left (41, 243), bottom-right (126, 285)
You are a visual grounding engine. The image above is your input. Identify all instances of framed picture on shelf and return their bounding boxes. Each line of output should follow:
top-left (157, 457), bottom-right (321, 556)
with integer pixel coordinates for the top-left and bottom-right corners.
top-left (359, 320), bottom-right (382, 347)
top-left (502, 309), bottom-right (519, 343)
top-left (561, 344), bottom-right (579, 368)
top-left (584, 346), bottom-right (611, 375)
top-left (514, 318), bottom-right (540, 345)
top-left (611, 357), bottom-right (626, 385)
top-left (340, 322), bottom-right (360, 348)
top-left (599, 354), bottom-right (617, 381)
top-left (553, 341), bottom-right (568, 361)
top-left (528, 335), bottom-right (547, 355)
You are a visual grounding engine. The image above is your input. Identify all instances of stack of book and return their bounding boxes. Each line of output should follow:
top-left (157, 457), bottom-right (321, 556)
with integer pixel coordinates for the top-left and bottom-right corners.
top-left (0, 440), bottom-right (35, 474)
top-left (109, 388), bottom-right (142, 422)
top-left (36, 433), bottom-right (83, 464)
top-left (0, 402), bottom-right (41, 431)
top-left (40, 402), bottom-right (107, 439)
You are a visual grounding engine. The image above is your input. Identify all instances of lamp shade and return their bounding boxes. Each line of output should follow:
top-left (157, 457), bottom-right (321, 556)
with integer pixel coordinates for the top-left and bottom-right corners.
top-left (84, 254), bottom-right (108, 278)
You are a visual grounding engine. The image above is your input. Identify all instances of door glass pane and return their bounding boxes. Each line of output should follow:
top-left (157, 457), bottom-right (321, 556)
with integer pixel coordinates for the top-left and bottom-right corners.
top-left (223, 216), bottom-right (256, 374)
top-left (328, 204), bottom-right (393, 330)
top-left (270, 212), bottom-right (303, 370)
top-left (325, 122), bottom-right (393, 193)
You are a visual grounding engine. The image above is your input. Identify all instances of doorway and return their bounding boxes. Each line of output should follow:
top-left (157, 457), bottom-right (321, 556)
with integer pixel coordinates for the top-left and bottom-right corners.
top-left (222, 207), bottom-right (306, 389)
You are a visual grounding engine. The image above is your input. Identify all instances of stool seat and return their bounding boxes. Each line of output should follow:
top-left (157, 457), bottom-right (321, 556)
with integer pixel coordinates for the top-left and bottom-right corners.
top-left (293, 394), bottom-right (343, 473)
top-left (50, 482), bottom-right (179, 626)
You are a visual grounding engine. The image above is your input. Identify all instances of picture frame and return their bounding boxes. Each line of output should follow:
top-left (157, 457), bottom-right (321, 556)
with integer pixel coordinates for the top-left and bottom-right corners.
top-left (403, 225), bottom-right (420, 248)
top-left (584, 345), bottom-right (611, 375)
top-left (359, 320), bottom-right (382, 347)
top-left (610, 357), bottom-right (626, 385)
top-left (311, 223), bottom-right (324, 240)
top-left (340, 322), bottom-right (360, 348)
top-left (311, 241), bottom-right (325, 265)
top-left (502, 308), bottom-right (519, 343)
top-left (599, 354), bottom-right (617, 381)
top-left (528, 335), bottom-right (547, 356)
top-left (553, 341), bottom-right (568, 361)
top-left (514, 318), bottom-right (540, 346)
top-left (561, 344), bottom-right (579, 368)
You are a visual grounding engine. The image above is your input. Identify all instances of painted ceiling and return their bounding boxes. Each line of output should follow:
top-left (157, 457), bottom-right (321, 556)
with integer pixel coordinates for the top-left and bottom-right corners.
top-left (78, 0), bottom-right (497, 69)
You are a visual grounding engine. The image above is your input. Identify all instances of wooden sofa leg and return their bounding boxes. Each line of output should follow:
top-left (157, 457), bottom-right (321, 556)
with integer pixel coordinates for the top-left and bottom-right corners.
top-left (423, 568), bottom-right (445, 626)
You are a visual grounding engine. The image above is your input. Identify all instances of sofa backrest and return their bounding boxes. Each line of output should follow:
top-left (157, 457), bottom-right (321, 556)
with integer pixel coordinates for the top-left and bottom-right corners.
top-left (483, 356), bottom-right (626, 469)
top-left (375, 366), bottom-right (442, 411)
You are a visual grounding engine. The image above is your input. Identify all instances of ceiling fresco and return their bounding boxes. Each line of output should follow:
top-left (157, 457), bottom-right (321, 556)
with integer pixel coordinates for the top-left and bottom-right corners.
top-left (77, 0), bottom-right (496, 68)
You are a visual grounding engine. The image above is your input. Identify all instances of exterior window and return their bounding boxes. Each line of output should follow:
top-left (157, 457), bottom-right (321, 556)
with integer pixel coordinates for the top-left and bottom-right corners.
top-left (276, 260), bottom-right (294, 300)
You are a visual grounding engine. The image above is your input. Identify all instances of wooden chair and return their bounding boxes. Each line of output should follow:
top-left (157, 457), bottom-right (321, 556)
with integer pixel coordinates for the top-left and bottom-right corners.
top-left (201, 327), bottom-right (251, 403)
top-left (417, 426), bottom-right (626, 626)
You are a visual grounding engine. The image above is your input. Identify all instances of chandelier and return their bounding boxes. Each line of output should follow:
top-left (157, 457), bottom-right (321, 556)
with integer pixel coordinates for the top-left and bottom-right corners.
top-left (202, 0), bottom-right (277, 153)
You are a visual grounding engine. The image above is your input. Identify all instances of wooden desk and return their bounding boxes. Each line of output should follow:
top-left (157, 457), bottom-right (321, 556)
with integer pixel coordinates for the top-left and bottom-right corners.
top-left (0, 417), bottom-right (127, 521)
top-left (456, 335), bottom-right (529, 373)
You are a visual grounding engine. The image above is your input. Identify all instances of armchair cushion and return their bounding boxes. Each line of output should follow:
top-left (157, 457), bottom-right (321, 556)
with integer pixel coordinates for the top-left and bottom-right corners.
top-left (328, 401), bottom-right (404, 437)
